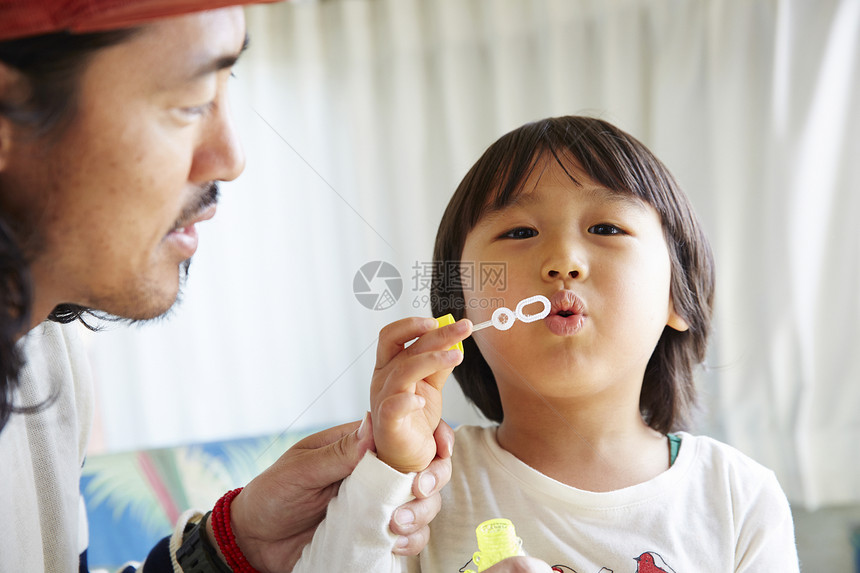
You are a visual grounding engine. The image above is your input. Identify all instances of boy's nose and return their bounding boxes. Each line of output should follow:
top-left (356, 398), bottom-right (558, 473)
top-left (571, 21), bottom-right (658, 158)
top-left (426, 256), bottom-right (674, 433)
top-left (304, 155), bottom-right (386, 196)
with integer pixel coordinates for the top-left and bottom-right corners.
top-left (547, 269), bottom-right (580, 280)
top-left (542, 250), bottom-right (586, 283)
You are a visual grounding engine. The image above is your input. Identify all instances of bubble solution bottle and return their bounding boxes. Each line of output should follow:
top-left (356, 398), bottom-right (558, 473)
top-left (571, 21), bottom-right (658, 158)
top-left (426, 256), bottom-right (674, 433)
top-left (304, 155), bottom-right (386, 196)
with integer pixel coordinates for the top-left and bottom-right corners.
top-left (465, 518), bottom-right (526, 573)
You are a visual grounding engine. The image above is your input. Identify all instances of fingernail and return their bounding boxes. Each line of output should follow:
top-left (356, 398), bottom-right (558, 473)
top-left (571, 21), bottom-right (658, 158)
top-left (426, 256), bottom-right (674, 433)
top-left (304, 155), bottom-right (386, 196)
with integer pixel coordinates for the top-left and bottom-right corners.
top-left (417, 472), bottom-right (437, 497)
top-left (426, 317), bottom-right (440, 330)
top-left (358, 412), bottom-right (370, 441)
top-left (394, 507), bottom-right (415, 526)
top-left (395, 536), bottom-right (409, 549)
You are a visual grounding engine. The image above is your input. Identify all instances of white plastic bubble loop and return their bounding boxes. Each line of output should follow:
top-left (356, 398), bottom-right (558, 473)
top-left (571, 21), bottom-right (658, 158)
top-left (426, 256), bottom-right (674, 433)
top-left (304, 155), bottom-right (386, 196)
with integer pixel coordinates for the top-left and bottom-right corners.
top-left (490, 307), bottom-right (516, 331)
top-left (515, 295), bottom-right (551, 323)
top-left (473, 294), bottom-right (551, 332)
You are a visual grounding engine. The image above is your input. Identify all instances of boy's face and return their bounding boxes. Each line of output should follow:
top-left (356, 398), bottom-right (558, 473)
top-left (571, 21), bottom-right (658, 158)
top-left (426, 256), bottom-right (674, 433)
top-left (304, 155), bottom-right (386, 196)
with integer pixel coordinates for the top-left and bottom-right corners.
top-left (460, 158), bottom-right (688, 403)
top-left (0, 8), bottom-right (247, 323)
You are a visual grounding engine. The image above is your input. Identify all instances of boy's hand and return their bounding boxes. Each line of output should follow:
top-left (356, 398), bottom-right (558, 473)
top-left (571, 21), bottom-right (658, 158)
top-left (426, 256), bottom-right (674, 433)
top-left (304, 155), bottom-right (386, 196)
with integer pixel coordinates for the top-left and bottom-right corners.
top-left (371, 316), bottom-right (471, 473)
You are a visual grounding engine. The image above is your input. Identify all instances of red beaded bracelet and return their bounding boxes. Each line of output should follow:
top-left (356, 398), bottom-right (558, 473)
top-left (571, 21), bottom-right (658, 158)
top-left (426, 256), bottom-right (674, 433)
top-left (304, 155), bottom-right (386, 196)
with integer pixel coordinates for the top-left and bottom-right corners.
top-left (210, 487), bottom-right (261, 573)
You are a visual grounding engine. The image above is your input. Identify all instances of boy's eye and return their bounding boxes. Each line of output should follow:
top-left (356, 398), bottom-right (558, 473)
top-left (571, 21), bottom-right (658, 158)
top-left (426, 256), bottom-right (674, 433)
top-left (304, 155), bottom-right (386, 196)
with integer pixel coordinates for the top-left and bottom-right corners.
top-left (588, 224), bottom-right (624, 235)
top-left (501, 227), bottom-right (538, 240)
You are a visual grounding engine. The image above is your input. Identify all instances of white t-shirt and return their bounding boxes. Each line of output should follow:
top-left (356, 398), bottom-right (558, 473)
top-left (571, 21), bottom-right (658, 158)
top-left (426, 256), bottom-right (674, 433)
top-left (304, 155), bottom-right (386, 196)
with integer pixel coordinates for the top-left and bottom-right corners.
top-left (296, 425), bottom-right (799, 572)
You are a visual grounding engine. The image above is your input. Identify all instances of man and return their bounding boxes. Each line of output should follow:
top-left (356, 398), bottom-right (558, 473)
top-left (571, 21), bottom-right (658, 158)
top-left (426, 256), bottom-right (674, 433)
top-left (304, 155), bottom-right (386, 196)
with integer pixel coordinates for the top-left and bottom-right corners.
top-left (0, 2), bottom-right (551, 572)
top-left (0, 1), bottom-right (461, 571)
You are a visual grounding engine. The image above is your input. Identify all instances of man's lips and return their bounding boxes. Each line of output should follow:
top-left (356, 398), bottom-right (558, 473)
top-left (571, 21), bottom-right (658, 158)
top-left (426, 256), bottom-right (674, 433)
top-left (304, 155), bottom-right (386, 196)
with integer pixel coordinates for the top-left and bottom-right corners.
top-left (165, 204), bottom-right (217, 259)
top-left (170, 204), bottom-right (217, 234)
top-left (170, 181), bottom-right (220, 235)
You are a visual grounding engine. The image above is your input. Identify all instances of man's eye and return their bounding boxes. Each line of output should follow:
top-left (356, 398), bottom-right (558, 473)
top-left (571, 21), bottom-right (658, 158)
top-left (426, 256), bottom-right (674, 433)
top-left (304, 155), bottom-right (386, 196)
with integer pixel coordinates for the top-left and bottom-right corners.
top-left (181, 101), bottom-right (216, 117)
top-left (588, 224), bottom-right (624, 235)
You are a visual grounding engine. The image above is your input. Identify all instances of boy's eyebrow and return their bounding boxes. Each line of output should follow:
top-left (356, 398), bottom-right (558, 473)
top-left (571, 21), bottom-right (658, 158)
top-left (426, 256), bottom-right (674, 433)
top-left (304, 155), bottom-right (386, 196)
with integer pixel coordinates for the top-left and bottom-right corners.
top-left (187, 32), bottom-right (250, 80)
top-left (584, 186), bottom-right (649, 211)
top-left (507, 185), bottom-right (648, 212)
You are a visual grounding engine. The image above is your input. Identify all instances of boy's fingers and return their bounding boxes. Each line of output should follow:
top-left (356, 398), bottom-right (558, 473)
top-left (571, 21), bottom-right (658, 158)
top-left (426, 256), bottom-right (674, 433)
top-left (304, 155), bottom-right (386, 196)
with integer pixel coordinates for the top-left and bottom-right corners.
top-left (376, 318), bottom-right (472, 368)
top-left (406, 318), bottom-right (472, 358)
top-left (376, 317), bottom-right (439, 365)
top-left (380, 350), bottom-right (462, 395)
top-left (424, 366), bottom-right (456, 393)
top-left (377, 392), bottom-right (427, 423)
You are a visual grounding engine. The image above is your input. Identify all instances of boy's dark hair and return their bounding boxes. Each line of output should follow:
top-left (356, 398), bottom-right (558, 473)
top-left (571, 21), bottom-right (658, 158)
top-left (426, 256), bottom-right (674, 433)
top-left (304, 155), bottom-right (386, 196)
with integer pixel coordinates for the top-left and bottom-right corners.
top-left (431, 116), bottom-right (715, 433)
top-left (0, 29), bottom-right (136, 431)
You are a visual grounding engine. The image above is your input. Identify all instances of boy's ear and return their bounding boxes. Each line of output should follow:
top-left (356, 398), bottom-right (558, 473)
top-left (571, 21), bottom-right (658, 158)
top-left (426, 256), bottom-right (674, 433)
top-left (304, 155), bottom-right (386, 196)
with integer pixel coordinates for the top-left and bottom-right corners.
top-left (667, 302), bottom-right (690, 332)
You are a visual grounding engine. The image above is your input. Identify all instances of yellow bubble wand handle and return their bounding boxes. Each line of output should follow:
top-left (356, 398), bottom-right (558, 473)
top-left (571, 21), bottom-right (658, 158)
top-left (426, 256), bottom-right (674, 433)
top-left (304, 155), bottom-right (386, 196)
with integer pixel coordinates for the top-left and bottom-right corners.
top-left (434, 313), bottom-right (464, 352)
top-left (463, 518), bottom-right (525, 573)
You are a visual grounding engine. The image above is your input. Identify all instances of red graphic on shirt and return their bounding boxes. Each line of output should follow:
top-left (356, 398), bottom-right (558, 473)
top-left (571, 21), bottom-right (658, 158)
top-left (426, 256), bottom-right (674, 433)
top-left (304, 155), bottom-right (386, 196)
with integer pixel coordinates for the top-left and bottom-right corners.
top-left (461, 551), bottom-right (675, 572)
top-left (634, 552), bottom-right (676, 573)
top-left (548, 551), bottom-right (677, 573)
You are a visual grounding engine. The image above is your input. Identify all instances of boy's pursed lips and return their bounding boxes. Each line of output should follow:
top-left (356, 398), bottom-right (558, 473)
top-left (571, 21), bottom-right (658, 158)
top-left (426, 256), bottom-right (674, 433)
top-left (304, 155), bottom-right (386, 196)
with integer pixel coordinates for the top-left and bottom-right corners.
top-left (546, 290), bottom-right (587, 336)
top-left (549, 289), bottom-right (586, 317)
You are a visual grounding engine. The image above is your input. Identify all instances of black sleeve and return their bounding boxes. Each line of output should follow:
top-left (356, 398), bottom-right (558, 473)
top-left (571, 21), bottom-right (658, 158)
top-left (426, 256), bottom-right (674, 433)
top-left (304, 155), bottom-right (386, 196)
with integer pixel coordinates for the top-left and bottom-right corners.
top-left (137, 535), bottom-right (175, 572)
top-left (78, 546), bottom-right (164, 573)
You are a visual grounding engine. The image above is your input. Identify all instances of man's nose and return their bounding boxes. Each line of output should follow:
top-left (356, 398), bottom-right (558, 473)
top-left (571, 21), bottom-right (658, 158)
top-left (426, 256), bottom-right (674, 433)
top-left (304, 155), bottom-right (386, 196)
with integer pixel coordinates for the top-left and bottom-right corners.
top-left (191, 96), bottom-right (246, 183)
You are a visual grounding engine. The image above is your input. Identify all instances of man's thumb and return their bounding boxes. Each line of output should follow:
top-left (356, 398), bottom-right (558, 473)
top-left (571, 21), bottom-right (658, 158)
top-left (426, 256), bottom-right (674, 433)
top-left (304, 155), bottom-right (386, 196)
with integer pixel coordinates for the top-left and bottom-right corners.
top-left (320, 412), bottom-right (375, 480)
top-left (352, 411), bottom-right (375, 456)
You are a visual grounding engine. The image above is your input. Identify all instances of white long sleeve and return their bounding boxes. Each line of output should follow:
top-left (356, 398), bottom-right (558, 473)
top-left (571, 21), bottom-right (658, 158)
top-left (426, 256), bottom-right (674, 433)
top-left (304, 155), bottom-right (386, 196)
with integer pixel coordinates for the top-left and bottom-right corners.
top-left (0, 322), bottom-right (94, 573)
top-left (292, 451), bottom-right (415, 572)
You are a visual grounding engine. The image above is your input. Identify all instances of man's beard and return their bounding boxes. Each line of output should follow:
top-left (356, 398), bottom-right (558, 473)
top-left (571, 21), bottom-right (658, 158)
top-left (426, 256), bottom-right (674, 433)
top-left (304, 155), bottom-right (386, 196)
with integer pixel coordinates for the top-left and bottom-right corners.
top-left (173, 181), bottom-right (220, 232)
top-left (138, 181), bottom-right (220, 324)
top-left (60, 181), bottom-right (219, 327)
top-left (175, 181), bottom-right (219, 283)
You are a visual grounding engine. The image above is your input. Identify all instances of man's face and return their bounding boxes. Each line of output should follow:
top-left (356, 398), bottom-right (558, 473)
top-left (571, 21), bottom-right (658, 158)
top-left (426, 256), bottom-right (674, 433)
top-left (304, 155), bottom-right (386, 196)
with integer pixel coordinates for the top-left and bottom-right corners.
top-left (1, 8), bottom-right (247, 321)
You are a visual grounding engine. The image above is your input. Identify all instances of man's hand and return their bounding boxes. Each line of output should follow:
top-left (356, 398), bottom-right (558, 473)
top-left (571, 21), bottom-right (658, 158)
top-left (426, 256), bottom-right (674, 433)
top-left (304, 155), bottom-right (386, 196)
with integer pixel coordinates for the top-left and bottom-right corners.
top-left (371, 316), bottom-right (470, 472)
top-left (389, 419), bottom-right (454, 554)
top-left (219, 414), bottom-right (454, 573)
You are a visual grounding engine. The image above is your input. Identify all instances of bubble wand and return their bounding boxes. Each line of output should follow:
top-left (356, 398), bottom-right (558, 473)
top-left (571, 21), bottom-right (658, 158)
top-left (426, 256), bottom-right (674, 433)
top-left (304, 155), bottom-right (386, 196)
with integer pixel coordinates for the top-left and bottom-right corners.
top-left (436, 295), bottom-right (551, 352)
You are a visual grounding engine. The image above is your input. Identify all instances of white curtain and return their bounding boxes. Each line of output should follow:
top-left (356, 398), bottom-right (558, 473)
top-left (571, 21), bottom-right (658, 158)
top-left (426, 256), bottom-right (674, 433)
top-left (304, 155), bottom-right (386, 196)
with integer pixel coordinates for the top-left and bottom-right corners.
top-left (85, 0), bottom-right (860, 509)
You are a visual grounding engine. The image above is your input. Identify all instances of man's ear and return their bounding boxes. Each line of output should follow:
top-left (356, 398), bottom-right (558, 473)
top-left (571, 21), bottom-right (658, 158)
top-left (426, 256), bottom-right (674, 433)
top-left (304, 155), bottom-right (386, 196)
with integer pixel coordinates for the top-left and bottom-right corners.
top-left (0, 62), bottom-right (19, 172)
top-left (0, 61), bottom-right (26, 172)
top-left (667, 303), bottom-right (690, 332)
top-left (0, 114), bottom-right (12, 172)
